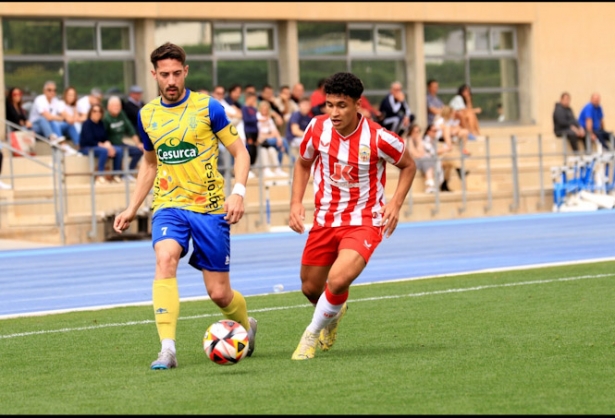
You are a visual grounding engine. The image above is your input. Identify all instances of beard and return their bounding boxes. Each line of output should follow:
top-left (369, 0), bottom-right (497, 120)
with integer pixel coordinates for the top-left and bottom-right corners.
top-left (160, 85), bottom-right (184, 103)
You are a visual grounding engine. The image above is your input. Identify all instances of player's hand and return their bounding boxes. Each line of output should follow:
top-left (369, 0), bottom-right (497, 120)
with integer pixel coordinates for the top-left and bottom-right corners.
top-left (288, 202), bottom-right (306, 234)
top-left (224, 194), bottom-right (245, 225)
top-left (379, 203), bottom-right (401, 238)
top-left (113, 208), bottom-right (137, 234)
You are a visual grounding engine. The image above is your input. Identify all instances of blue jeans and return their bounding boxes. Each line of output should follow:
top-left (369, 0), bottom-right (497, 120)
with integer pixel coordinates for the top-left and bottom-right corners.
top-left (32, 118), bottom-right (62, 140)
top-left (58, 122), bottom-right (80, 146)
top-left (121, 145), bottom-right (143, 170)
top-left (263, 137), bottom-right (290, 165)
top-left (80, 146), bottom-right (123, 173)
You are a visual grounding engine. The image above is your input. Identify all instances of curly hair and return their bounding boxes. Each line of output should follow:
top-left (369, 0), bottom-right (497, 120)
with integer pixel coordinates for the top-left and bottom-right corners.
top-left (324, 72), bottom-right (364, 100)
top-left (150, 42), bottom-right (186, 69)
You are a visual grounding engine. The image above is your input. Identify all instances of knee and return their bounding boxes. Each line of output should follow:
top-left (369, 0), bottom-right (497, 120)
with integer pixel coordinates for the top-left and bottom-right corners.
top-left (156, 250), bottom-right (179, 276)
top-left (208, 288), bottom-right (232, 307)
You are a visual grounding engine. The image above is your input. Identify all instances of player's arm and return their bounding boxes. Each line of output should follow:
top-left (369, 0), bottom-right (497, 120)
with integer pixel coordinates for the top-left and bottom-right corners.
top-left (381, 147), bottom-right (416, 239)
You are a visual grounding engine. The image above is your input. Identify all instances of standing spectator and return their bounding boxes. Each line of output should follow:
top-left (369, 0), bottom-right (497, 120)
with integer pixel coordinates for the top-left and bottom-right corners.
top-left (285, 97), bottom-right (313, 157)
top-left (103, 96), bottom-right (144, 181)
top-left (553, 92), bottom-right (586, 154)
top-left (309, 78), bottom-right (327, 117)
top-left (449, 84), bottom-right (481, 138)
top-left (78, 104), bottom-right (123, 184)
top-left (406, 123), bottom-right (437, 193)
top-left (241, 92), bottom-right (259, 178)
top-left (287, 72), bottom-right (416, 360)
top-left (379, 81), bottom-right (413, 137)
top-left (76, 87), bottom-right (103, 133)
top-left (578, 92), bottom-right (612, 151)
top-left (122, 85), bottom-right (145, 132)
top-left (257, 100), bottom-right (288, 177)
top-left (6, 87), bottom-right (32, 131)
top-left (426, 79), bottom-right (444, 126)
top-left (259, 84), bottom-right (284, 128)
top-left (27, 80), bottom-right (66, 144)
top-left (57, 86), bottom-right (81, 148)
top-left (290, 82), bottom-right (305, 106)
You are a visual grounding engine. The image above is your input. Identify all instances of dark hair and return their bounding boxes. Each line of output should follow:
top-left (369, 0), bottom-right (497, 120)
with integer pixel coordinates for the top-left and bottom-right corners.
top-left (299, 96), bottom-right (311, 104)
top-left (244, 92), bottom-right (257, 100)
top-left (228, 83), bottom-right (242, 94)
top-left (409, 123), bottom-right (421, 134)
top-left (63, 86), bottom-right (78, 106)
top-left (427, 79), bottom-right (437, 87)
top-left (561, 92), bottom-right (570, 100)
top-left (150, 42), bottom-right (186, 69)
top-left (244, 84), bottom-right (255, 90)
top-left (88, 103), bottom-right (104, 119)
top-left (261, 84), bottom-right (273, 91)
top-left (424, 124), bottom-right (435, 137)
top-left (323, 72), bottom-right (364, 100)
top-left (457, 84), bottom-right (470, 104)
top-left (6, 87), bottom-right (24, 108)
top-left (317, 78), bottom-right (327, 89)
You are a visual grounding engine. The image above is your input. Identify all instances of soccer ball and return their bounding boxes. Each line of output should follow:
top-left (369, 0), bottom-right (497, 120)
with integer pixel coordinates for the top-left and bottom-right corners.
top-left (203, 319), bottom-right (250, 365)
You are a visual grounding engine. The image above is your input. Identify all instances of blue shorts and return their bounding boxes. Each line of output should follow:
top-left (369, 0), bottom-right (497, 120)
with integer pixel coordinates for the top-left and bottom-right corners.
top-left (151, 208), bottom-right (230, 272)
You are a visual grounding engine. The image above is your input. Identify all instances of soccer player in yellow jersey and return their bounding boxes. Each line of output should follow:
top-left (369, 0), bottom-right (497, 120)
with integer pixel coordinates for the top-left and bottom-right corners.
top-left (113, 42), bottom-right (257, 370)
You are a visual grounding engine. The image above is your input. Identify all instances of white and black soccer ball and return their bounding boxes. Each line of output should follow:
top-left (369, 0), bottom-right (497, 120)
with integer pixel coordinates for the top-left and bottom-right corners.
top-left (203, 319), bottom-right (250, 365)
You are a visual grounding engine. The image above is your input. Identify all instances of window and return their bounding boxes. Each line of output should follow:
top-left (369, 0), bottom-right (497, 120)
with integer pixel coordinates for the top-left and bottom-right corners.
top-left (155, 21), bottom-right (279, 91)
top-left (298, 22), bottom-right (406, 104)
top-left (2, 18), bottom-right (136, 102)
top-left (424, 24), bottom-right (519, 123)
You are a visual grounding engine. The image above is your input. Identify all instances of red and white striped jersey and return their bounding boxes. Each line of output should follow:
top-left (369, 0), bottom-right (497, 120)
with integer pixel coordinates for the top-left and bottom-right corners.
top-left (298, 114), bottom-right (406, 227)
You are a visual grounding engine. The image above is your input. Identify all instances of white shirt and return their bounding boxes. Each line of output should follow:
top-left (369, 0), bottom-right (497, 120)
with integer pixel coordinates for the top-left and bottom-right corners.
top-left (28, 94), bottom-right (62, 123)
top-left (76, 95), bottom-right (92, 117)
top-left (449, 95), bottom-right (466, 111)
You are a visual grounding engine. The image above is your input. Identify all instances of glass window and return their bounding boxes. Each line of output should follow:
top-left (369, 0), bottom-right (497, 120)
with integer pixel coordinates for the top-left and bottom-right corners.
top-left (186, 60), bottom-right (214, 92)
top-left (423, 25), bottom-right (464, 56)
top-left (101, 26), bottom-right (131, 51)
top-left (298, 22), bottom-right (346, 56)
top-left (4, 61), bottom-right (64, 97)
top-left (376, 27), bottom-right (403, 53)
top-left (299, 60), bottom-right (347, 90)
top-left (492, 29), bottom-right (515, 52)
top-left (470, 58), bottom-right (517, 88)
top-left (472, 91), bottom-right (519, 122)
top-left (217, 59), bottom-right (277, 90)
top-left (349, 28), bottom-right (373, 53)
top-left (66, 26), bottom-right (96, 51)
top-left (466, 27), bottom-right (489, 54)
top-left (425, 58), bottom-right (465, 90)
top-left (246, 27), bottom-right (274, 52)
top-left (154, 21), bottom-right (213, 55)
top-left (2, 19), bottom-right (62, 55)
top-left (67, 60), bottom-right (135, 95)
top-left (351, 60), bottom-right (405, 90)
top-left (214, 27), bottom-right (243, 52)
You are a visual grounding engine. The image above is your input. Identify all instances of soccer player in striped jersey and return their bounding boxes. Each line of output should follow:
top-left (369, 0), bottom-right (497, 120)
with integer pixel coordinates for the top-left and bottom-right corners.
top-left (288, 72), bottom-right (417, 360)
top-left (113, 42), bottom-right (257, 370)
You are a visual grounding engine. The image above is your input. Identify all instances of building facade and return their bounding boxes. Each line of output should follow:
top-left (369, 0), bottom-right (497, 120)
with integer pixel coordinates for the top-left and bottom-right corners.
top-left (0, 2), bottom-right (612, 139)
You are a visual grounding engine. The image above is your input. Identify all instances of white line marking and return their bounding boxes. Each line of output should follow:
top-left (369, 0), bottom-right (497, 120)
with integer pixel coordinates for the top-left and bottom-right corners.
top-left (1, 272), bottom-right (612, 340)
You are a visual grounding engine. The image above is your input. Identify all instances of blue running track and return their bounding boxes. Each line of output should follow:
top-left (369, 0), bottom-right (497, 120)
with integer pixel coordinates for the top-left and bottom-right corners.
top-left (1, 211), bottom-right (614, 318)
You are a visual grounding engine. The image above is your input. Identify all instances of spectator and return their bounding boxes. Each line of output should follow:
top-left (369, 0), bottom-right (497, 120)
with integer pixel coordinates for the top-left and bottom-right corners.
top-left (309, 78), bottom-right (327, 117)
top-left (224, 83), bottom-right (245, 143)
top-left (553, 92), bottom-right (586, 154)
top-left (241, 91), bottom-right (259, 178)
top-left (6, 87), bottom-right (32, 131)
top-left (359, 95), bottom-right (382, 121)
top-left (257, 100), bottom-right (288, 178)
top-left (290, 82), bottom-right (305, 106)
top-left (57, 86), bottom-right (81, 148)
top-left (497, 103), bottom-right (505, 122)
top-left (103, 95), bottom-right (144, 181)
top-left (122, 85), bottom-right (145, 132)
top-left (449, 84), bottom-right (481, 138)
top-left (437, 105), bottom-right (471, 156)
top-left (274, 84), bottom-right (298, 125)
top-left (240, 83), bottom-right (256, 106)
top-left (285, 97), bottom-right (313, 160)
top-left (27, 80), bottom-right (66, 145)
top-left (379, 81), bottom-right (413, 137)
top-left (76, 87), bottom-right (103, 132)
top-left (426, 79), bottom-right (444, 126)
top-left (259, 84), bottom-right (284, 128)
top-left (78, 104), bottom-right (123, 185)
top-left (406, 123), bottom-right (437, 193)
top-left (423, 123), bottom-right (455, 192)
top-left (578, 92), bottom-right (612, 151)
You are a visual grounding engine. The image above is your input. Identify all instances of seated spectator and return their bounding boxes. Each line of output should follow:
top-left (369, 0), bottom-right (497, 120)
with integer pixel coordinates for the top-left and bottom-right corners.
top-left (406, 123), bottom-right (437, 193)
top-left (449, 84), bottom-right (481, 138)
top-left (259, 84), bottom-right (284, 128)
top-left (309, 78), bottom-right (327, 117)
top-left (359, 95), bottom-right (382, 122)
top-left (6, 87), bottom-right (32, 132)
top-left (257, 100), bottom-right (288, 178)
top-left (122, 85), bottom-right (145, 132)
top-left (285, 97), bottom-right (313, 159)
top-left (553, 92), bottom-right (586, 154)
top-left (57, 86), bottom-right (81, 148)
top-left (426, 79), bottom-right (444, 126)
top-left (241, 91), bottom-right (259, 179)
top-left (103, 96), bottom-right (144, 181)
top-left (240, 84), bottom-right (256, 106)
top-left (578, 92), bottom-right (612, 151)
top-left (76, 87), bottom-right (103, 133)
top-left (274, 84), bottom-right (298, 126)
top-left (437, 105), bottom-right (470, 156)
top-left (424, 123), bottom-right (455, 192)
top-left (28, 81), bottom-right (70, 146)
top-left (78, 104), bottom-right (123, 185)
top-left (290, 82), bottom-right (305, 106)
top-left (223, 83), bottom-right (245, 143)
top-left (379, 81), bottom-right (413, 137)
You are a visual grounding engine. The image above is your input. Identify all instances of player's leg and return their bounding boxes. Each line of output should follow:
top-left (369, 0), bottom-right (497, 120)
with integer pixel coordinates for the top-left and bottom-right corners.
top-left (149, 208), bottom-right (190, 370)
top-left (189, 212), bottom-right (257, 356)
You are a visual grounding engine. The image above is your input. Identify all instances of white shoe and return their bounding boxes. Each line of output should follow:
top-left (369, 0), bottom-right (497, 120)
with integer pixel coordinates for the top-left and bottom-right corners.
top-left (248, 170), bottom-right (256, 179)
top-left (263, 168), bottom-right (275, 178)
top-left (112, 176), bottom-right (122, 183)
top-left (60, 144), bottom-right (78, 155)
top-left (425, 186), bottom-right (436, 193)
top-left (126, 174), bottom-right (137, 183)
top-left (274, 168), bottom-right (288, 177)
top-left (49, 134), bottom-right (66, 146)
top-left (96, 177), bottom-right (108, 185)
top-left (0, 180), bottom-right (12, 190)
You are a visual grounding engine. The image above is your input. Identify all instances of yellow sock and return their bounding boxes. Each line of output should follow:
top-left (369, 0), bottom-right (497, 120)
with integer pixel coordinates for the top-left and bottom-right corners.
top-left (219, 290), bottom-right (250, 331)
top-left (152, 277), bottom-right (180, 342)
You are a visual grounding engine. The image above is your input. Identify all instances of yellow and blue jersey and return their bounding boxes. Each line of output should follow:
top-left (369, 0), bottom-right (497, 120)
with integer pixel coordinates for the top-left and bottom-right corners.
top-left (137, 89), bottom-right (240, 215)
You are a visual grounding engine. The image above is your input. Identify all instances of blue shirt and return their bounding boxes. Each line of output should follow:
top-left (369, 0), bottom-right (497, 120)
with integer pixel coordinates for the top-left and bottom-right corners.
top-left (241, 105), bottom-right (259, 136)
top-left (79, 118), bottom-right (107, 148)
top-left (285, 110), bottom-right (312, 141)
top-left (578, 102), bottom-right (603, 130)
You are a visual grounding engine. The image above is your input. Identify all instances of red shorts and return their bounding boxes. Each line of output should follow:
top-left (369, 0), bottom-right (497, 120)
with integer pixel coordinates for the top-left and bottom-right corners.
top-left (301, 224), bottom-right (383, 266)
